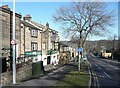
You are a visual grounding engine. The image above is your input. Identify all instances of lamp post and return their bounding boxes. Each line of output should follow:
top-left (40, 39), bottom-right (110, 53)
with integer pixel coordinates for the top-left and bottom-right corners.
top-left (12, 0), bottom-right (16, 84)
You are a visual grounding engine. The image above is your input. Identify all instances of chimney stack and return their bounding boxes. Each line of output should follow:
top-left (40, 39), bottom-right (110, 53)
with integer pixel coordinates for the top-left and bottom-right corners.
top-left (46, 22), bottom-right (49, 28)
top-left (2, 5), bottom-right (10, 10)
top-left (23, 14), bottom-right (32, 21)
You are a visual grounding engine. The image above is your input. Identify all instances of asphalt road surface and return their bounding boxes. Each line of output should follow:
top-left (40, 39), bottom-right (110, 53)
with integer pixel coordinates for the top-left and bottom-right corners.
top-left (88, 53), bottom-right (120, 88)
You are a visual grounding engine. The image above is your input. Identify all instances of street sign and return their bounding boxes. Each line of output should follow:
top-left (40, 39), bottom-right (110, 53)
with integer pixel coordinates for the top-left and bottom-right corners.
top-left (77, 47), bottom-right (82, 52)
top-left (11, 39), bottom-right (17, 45)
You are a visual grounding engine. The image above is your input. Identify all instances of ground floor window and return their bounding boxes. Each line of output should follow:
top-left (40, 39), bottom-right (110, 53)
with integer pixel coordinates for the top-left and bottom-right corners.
top-left (31, 42), bottom-right (38, 50)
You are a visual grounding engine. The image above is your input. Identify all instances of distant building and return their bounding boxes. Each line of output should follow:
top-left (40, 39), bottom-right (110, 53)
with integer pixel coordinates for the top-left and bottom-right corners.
top-left (59, 41), bottom-right (77, 61)
top-left (86, 40), bottom-right (119, 56)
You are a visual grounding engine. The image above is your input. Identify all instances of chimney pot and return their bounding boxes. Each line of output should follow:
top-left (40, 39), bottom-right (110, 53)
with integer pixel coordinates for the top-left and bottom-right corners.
top-left (2, 5), bottom-right (10, 10)
top-left (46, 22), bottom-right (49, 28)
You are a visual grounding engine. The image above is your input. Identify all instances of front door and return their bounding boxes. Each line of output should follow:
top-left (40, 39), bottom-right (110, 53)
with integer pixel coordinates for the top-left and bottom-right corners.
top-left (47, 56), bottom-right (51, 64)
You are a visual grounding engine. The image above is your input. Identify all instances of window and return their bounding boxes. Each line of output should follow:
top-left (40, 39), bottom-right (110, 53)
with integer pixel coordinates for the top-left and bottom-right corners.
top-left (31, 29), bottom-right (38, 37)
top-left (31, 42), bottom-right (38, 50)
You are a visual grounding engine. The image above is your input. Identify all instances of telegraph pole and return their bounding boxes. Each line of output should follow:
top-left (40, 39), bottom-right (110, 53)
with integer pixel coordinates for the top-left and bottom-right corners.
top-left (12, 0), bottom-right (16, 84)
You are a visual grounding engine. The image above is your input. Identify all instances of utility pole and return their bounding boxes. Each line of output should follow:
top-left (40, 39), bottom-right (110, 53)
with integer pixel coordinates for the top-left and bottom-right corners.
top-left (12, 0), bottom-right (16, 84)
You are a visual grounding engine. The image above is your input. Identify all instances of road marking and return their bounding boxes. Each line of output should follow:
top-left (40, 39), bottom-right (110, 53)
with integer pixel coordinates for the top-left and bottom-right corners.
top-left (89, 62), bottom-right (100, 88)
top-left (53, 70), bottom-right (57, 73)
top-left (94, 63), bottom-right (112, 79)
top-left (95, 64), bottom-right (97, 66)
top-left (98, 67), bottom-right (102, 70)
top-left (48, 72), bottom-right (53, 75)
top-left (103, 71), bottom-right (111, 79)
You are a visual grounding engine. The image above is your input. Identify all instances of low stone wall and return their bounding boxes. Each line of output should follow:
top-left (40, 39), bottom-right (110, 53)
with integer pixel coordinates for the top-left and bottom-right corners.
top-left (1, 64), bottom-right (32, 85)
top-left (1, 71), bottom-right (12, 85)
top-left (16, 64), bottom-right (32, 82)
top-left (44, 64), bottom-right (53, 71)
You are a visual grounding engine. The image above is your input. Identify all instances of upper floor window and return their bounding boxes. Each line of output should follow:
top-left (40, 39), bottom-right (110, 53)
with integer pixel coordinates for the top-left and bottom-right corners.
top-left (31, 29), bottom-right (38, 37)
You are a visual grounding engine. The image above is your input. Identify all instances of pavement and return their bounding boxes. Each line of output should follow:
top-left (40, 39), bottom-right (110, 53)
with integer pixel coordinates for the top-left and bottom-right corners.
top-left (1, 62), bottom-right (80, 87)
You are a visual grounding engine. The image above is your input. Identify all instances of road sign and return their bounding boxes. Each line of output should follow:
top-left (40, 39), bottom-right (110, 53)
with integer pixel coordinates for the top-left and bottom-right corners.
top-left (11, 39), bottom-right (17, 45)
top-left (77, 47), bottom-right (82, 52)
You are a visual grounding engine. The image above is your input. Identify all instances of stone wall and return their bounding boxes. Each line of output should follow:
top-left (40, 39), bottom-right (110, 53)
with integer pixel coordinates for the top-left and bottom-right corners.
top-left (1, 9), bottom-right (10, 53)
top-left (0, 8), bottom-right (21, 57)
top-left (16, 64), bottom-right (32, 82)
top-left (1, 64), bottom-right (32, 85)
top-left (1, 71), bottom-right (12, 85)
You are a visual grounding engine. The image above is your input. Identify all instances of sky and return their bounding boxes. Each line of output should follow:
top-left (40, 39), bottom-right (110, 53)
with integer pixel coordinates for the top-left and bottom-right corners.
top-left (0, 1), bottom-right (119, 41)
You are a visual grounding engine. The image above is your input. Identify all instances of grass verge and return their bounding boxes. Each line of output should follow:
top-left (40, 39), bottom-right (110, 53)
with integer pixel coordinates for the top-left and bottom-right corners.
top-left (57, 71), bottom-right (89, 87)
top-left (55, 61), bottom-right (90, 87)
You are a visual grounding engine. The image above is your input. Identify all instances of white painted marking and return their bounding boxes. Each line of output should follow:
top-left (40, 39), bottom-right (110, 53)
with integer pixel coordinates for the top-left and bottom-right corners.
top-left (94, 63), bottom-right (111, 79)
top-left (53, 70), bottom-right (57, 73)
top-left (95, 64), bottom-right (97, 66)
top-left (98, 67), bottom-right (102, 70)
top-left (48, 72), bottom-right (53, 75)
top-left (103, 72), bottom-right (111, 79)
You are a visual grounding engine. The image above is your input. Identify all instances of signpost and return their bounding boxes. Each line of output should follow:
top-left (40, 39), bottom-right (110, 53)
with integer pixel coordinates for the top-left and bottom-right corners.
top-left (77, 47), bottom-right (82, 71)
top-left (11, 39), bottom-right (17, 45)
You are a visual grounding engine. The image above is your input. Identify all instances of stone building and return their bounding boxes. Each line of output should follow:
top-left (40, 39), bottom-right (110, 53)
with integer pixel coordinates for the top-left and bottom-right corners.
top-left (20, 14), bottom-right (42, 63)
top-left (50, 29), bottom-right (59, 51)
top-left (0, 5), bottom-right (22, 72)
top-left (29, 20), bottom-right (52, 66)
top-left (59, 41), bottom-right (77, 62)
top-left (37, 22), bottom-right (60, 66)
top-left (21, 14), bottom-right (60, 66)
top-left (47, 27), bottom-right (60, 65)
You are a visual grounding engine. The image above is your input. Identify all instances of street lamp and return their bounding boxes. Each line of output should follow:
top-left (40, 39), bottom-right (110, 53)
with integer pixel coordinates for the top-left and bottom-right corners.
top-left (12, 0), bottom-right (16, 84)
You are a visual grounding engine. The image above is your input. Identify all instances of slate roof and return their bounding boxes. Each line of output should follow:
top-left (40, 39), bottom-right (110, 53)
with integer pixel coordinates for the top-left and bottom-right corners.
top-left (21, 20), bottom-right (42, 31)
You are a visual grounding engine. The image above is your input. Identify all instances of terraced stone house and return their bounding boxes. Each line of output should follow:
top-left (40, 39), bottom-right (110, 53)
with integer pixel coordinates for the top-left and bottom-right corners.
top-left (21, 14), bottom-right (60, 66)
top-left (0, 5), bottom-right (22, 72)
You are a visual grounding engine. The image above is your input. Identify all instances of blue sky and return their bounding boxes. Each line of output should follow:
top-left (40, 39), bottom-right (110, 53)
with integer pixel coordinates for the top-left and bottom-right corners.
top-left (1, 2), bottom-right (118, 41)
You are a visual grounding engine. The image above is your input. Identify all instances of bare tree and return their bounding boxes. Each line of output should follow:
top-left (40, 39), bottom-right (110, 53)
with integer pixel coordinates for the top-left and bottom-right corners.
top-left (53, 2), bottom-right (115, 49)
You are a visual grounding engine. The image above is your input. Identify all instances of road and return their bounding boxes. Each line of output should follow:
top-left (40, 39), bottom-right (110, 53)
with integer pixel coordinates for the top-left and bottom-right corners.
top-left (88, 53), bottom-right (120, 88)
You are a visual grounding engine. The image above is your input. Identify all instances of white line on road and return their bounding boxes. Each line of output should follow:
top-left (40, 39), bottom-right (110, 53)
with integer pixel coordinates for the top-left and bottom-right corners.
top-left (98, 67), bottom-right (102, 70)
top-left (89, 62), bottom-right (100, 88)
top-left (48, 72), bottom-right (53, 75)
top-left (95, 64), bottom-right (97, 66)
top-left (103, 71), bottom-right (111, 79)
top-left (94, 63), bottom-right (112, 79)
